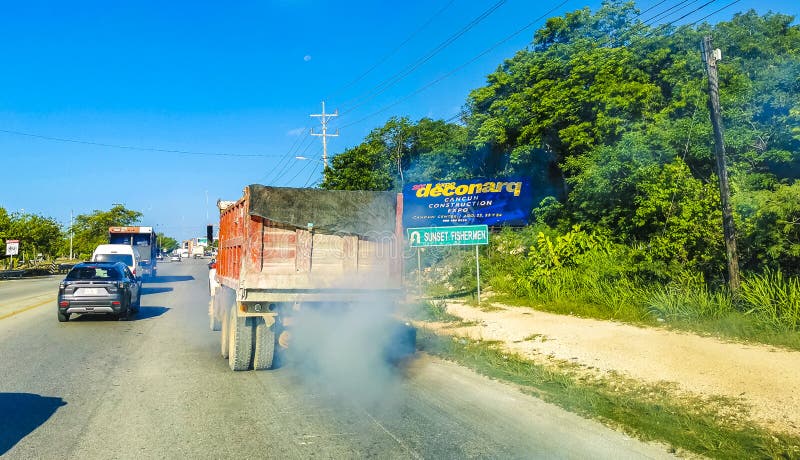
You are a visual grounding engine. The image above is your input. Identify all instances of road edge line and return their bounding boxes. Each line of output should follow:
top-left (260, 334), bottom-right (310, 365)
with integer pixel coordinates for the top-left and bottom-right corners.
top-left (0, 297), bottom-right (55, 321)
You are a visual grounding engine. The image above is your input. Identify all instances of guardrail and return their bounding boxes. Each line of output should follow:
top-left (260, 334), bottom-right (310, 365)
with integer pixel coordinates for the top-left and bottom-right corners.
top-left (0, 263), bottom-right (75, 280)
top-left (0, 270), bottom-right (26, 279)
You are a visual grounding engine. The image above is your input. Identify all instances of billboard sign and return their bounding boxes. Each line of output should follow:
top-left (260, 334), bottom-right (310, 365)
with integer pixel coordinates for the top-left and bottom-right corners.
top-left (407, 225), bottom-right (488, 248)
top-left (402, 178), bottom-right (534, 227)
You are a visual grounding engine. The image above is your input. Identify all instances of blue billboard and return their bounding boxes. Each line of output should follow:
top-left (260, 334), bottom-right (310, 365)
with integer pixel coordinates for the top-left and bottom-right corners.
top-left (402, 178), bottom-right (535, 228)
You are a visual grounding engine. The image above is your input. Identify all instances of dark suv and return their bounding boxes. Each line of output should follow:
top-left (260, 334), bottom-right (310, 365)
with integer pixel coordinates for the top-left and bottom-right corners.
top-left (57, 261), bottom-right (141, 322)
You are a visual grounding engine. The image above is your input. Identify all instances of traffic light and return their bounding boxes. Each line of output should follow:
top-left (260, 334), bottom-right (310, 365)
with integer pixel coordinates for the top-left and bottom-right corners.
top-left (207, 225), bottom-right (213, 242)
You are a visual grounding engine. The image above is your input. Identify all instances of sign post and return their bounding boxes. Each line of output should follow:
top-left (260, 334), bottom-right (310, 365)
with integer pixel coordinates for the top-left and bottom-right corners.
top-left (417, 248), bottom-right (422, 293)
top-left (408, 225), bottom-right (489, 304)
top-left (475, 244), bottom-right (481, 304)
top-left (6, 240), bottom-right (20, 269)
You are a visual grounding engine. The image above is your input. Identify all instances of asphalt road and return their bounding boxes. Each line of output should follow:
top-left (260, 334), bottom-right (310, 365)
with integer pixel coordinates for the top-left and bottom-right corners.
top-left (0, 259), bottom-right (673, 459)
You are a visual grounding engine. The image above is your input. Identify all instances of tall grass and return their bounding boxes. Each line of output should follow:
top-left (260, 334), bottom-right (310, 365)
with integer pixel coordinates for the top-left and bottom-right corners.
top-left (440, 227), bottom-right (800, 345)
top-left (740, 269), bottom-right (800, 331)
top-left (646, 273), bottom-right (733, 322)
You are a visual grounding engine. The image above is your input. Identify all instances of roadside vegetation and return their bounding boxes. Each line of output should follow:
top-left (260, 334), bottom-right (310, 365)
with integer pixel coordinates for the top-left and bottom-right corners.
top-left (327, 3), bottom-right (799, 452)
top-left (318, 3), bottom-right (800, 349)
top-left (0, 204), bottom-right (179, 268)
top-left (413, 224), bottom-right (800, 350)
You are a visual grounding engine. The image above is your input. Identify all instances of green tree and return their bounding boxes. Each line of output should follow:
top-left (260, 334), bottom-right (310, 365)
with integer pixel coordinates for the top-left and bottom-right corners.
top-left (157, 233), bottom-right (179, 252)
top-left (5, 212), bottom-right (64, 259)
top-left (321, 2), bottom-right (800, 283)
top-left (466, 0), bottom-right (661, 183)
top-left (736, 182), bottom-right (800, 275)
top-left (71, 205), bottom-right (142, 259)
top-left (0, 207), bottom-right (10, 241)
top-left (322, 117), bottom-right (469, 191)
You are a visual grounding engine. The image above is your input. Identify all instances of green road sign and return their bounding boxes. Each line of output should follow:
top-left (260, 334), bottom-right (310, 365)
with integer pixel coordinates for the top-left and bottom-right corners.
top-left (407, 225), bottom-right (489, 247)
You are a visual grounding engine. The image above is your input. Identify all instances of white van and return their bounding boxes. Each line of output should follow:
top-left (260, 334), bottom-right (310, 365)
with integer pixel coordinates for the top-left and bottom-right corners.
top-left (92, 244), bottom-right (143, 280)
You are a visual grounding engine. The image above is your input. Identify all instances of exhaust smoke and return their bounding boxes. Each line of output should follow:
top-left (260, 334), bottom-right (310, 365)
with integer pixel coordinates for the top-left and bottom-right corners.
top-left (282, 293), bottom-right (415, 407)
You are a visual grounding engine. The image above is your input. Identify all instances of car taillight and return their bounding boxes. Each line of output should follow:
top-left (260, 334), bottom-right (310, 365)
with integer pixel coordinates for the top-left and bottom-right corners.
top-left (112, 301), bottom-right (121, 306)
top-left (59, 301), bottom-right (69, 307)
top-left (132, 268), bottom-right (136, 276)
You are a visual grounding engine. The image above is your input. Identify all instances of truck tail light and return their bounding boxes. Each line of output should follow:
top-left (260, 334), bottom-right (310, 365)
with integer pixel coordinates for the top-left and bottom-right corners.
top-left (59, 301), bottom-right (69, 307)
top-left (112, 301), bottom-right (121, 306)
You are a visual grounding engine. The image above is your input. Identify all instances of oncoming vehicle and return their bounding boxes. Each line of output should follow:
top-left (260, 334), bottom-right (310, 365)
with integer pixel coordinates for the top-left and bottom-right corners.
top-left (108, 226), bottom-right (159, 278)
top-left (57, 261), bottom-right (140, 322)
top-left (170, 253), bottom-right (181, 262)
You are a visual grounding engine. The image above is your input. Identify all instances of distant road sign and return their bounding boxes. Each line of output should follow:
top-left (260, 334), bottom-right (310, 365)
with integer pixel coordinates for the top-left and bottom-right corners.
top-left (407, 225), bottom-right (489, 248)
top-left (6, 240), bottom-right (19, 256)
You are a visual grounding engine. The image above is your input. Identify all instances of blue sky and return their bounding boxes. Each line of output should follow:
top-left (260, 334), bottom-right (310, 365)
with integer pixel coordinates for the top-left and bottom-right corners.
top-left (1, 0), bottom-right (798, 242)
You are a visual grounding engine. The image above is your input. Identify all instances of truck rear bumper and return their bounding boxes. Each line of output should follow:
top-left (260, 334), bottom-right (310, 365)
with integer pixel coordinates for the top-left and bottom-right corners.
top-left (239, 288), bottom-right (402, 304)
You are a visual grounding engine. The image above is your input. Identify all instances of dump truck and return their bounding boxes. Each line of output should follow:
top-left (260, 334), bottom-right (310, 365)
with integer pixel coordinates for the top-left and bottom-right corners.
top-left (210, 184), bottom-right (412, 371)
top-left (109, 226), bottom-right (158, 278)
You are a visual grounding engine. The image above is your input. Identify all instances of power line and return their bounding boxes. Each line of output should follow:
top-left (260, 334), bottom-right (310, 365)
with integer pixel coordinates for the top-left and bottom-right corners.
top-left (0, 128), bottom-right (278, 158)
top-left (302, 160), bottom-right (323, 188)
top-left (641, 0), bottom-right (698, 26)
top-left (264, 132), bottom-right (318, 184)
top-left (337, 0), bottom-right (570, 129)
top-left (282, 149), bottom-right (322, 186)
top-left (338, 0), bottom-right (508, 115)
top-left (328, 0), bottom-right (457, 101)
top-left (686, 0), bottom-right (741, 26)
top-left (336, 0), bottom-right (732, 131)
top-left (626, 0), bottom-right (722, 46)
top-left (256, 129), bottom-right (315, 185)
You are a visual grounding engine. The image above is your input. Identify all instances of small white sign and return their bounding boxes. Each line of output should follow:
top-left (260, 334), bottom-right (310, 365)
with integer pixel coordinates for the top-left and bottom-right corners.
top-left (5, 240), bottom-right (19, 256)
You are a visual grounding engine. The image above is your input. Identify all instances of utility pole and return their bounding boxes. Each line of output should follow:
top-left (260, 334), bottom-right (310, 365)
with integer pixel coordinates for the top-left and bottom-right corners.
top-left (702, 36), bottom-right (740, 293)
top-left (310, 101), bottom-right (339, 168)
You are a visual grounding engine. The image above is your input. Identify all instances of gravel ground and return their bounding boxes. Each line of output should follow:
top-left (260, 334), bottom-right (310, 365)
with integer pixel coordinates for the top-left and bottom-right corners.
top-left (421, 300), bottom-right (800, 436)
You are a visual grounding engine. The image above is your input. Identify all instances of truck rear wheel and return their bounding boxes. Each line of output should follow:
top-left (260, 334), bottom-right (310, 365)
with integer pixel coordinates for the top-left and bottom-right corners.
top-left (228, 308), bottom-right (254, 371)
top-left (253, 318), bottom-right (275, 370)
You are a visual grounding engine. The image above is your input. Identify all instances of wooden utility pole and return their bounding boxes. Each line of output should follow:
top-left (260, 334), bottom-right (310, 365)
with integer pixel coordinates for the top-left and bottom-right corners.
top-left (702, 36), bottom-right (740, 293)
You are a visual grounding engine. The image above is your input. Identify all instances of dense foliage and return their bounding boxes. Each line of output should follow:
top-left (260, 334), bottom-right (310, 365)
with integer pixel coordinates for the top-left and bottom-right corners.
top-left (323, 3), bottom-right (800, 333)
top-left (323, 2), bottom-right (800, 280)
top-left (69, 205), bottom-right (142, 259)
top-left (0, 205), bottom-right (178, 264)
top-left (0, 208), bottom-right (62, 260)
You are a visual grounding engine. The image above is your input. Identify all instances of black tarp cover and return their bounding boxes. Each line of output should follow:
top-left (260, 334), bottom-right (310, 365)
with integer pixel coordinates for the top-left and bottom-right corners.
top-left (247, 185), bottom-right (397, 237)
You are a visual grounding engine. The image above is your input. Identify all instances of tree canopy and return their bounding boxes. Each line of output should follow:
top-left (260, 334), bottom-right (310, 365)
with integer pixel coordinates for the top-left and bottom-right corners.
top-left (321, 2), bottom-right (800, 278)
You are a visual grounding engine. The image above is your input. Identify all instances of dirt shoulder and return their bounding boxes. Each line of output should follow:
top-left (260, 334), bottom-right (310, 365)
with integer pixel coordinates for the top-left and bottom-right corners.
top-left (416, 300), bottom-right (800, 436)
